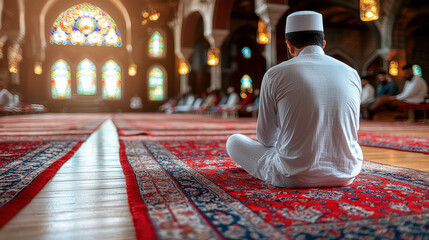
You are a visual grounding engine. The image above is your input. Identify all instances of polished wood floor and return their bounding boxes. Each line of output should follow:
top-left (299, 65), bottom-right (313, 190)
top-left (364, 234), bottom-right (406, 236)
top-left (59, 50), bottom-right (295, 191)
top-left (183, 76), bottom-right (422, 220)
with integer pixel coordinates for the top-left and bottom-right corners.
top-left (0, 119), bottom-right (428, 239)
top-left (0, 120), bottom-right (135, 240)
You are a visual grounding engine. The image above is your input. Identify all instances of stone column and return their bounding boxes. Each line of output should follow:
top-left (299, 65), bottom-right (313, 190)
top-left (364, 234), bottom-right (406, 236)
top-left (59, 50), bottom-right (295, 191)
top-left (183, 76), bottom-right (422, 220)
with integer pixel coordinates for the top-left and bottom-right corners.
top-left (181, 47), bottom-right (194, 94)
top-left (255, 2), bottom-right (289, 69)
top-left (207, 29), bottom-right (229, 89)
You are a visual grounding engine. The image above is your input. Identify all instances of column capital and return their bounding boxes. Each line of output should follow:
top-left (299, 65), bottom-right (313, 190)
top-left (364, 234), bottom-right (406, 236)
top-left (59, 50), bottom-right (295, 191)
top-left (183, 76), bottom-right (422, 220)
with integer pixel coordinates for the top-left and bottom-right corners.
top-left (255, 1), bottom-right (289, 29)
top-left (205, 29), bottom-right (229, 48)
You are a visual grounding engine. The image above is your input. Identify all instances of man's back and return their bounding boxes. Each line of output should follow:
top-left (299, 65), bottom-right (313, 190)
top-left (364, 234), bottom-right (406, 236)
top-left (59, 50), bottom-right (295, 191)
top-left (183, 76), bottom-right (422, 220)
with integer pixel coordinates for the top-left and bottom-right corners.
top-left (257, 46), bottom-right (363, 187)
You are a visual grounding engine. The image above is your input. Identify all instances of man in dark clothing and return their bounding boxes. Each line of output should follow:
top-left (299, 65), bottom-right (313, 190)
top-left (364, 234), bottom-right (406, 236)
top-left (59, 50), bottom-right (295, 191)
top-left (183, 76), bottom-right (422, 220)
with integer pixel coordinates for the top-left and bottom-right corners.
top-left (364, 71), bottom-right (398, 119)
top-left (374, 71), bottom-right (398, 97)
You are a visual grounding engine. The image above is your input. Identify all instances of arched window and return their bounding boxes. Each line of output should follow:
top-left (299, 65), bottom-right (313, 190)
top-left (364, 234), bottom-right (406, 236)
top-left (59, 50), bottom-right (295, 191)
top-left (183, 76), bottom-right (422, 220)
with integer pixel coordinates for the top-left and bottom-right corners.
top-left (148, 31), bottom-right (164, 58)
top-left (240, 74), bottom-right (253, 99)
top-left (51, 59), bottom-right (71, 99)
top-left (77, 58), bottom-right (97, 95)
top-left (413, 65), bottom-right (423, 77)
top-left (102, 60), bottom-right (121, 99)
top-left (148, 67), bottom-right (165, 101)
top-left (241, 47), bottom-right (251, 59)
top-left (50, 3), bottom-right (122, 47)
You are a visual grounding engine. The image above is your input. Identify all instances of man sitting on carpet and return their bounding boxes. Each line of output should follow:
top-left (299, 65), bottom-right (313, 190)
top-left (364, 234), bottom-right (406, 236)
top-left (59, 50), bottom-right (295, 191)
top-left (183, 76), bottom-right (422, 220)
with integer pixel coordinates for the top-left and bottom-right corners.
top-left (368, 64), bottom-right (428, 116)
top-left (226, 11), bottom-right (363, 188)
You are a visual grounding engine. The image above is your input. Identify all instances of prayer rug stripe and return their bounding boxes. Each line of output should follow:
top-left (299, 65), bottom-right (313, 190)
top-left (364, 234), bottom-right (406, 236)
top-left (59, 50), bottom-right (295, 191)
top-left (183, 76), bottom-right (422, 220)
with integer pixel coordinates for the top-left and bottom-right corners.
top-left (358, 132), bottom-right (429, 154)
top-left (0, 141), bottom-right (83, 229)
top-left (112, 114), bottom-right (429, 154)
top-left (119, 140), bottom-right (157, 240)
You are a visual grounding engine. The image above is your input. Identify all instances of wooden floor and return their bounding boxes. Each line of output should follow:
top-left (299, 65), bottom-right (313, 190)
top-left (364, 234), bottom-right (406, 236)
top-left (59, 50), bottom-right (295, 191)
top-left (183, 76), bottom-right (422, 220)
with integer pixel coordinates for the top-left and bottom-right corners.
top-left (0, 120), bottom-right (135, 240)
top-left (0, 118), bottom-right (428, 239)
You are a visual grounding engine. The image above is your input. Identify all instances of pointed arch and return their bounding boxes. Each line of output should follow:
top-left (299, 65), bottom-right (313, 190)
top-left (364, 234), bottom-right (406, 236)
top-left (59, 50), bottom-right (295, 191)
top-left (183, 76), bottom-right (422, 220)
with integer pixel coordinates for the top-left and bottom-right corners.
top-left (77, 58), bottom-right (97, 95)
top-left (362, 51), bottom-right (387, 75)
top-left (50, 3), bottom-right (122, 47)
top-left (102, 60), bottom-right (121, 99)
top-left (51, 59), bottom-right (71, 99)
top-left (326, 48), bottom-right (358, 69)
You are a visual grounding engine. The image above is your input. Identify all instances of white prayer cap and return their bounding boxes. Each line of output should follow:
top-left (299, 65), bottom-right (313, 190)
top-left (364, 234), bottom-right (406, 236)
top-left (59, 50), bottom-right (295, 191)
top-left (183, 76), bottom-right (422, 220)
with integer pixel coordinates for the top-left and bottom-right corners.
top-left (285, 11), bottom-right (323, 34)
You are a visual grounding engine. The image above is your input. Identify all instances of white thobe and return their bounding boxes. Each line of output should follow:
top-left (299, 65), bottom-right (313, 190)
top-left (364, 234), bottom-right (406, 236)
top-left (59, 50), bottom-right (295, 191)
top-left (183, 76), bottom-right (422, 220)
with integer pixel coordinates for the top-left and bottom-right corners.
top-left (361, 84), bottom-right (375, 105)
top-left (227, 46), bottom-right (363, 188)
top-left (395, 75), bottom-right (427, 104)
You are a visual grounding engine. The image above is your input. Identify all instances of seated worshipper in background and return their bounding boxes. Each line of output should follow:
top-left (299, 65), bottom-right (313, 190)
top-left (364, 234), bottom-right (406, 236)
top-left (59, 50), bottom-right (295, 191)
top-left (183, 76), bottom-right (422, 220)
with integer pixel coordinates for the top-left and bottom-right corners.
top-left (245, 88), bottom-right (260, 113)
top-left (129, 94), bottom-right (143, 110)
top-left (0, 87), bottom-right (14, 106)
top-left (360, 75), bottom-right (375, 119)
top-left (363, 70), bottom-right (398, 118)
top-left (199, 87), bottom-right (217, 111)
top-left (0, 81), bottom-right (15, 108)
top-left (217, 86), bottom-right (239, 111)
top-left (173, 92), bottom-right (195, 112)
top-left (374, 70), bottom-right (398, 98)
top-left (360, 76), bottom-right (375, 106)
top-left (226, 11), bottom-right (363, 188)
top-left (158, 97), bottom-right (178, 113)
top-left (369, 64), bottom-right (428, 115)
top-left (238, 89), bottom-right (254, 109)
top-left (236, 88), bottom-right (255, 117)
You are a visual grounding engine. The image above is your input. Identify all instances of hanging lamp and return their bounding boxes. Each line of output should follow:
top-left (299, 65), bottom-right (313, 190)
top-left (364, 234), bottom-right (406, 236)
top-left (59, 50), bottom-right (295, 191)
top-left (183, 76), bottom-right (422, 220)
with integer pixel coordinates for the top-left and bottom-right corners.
top-left (178, 59), bottom-right (189, 75)
top-left (207, 47), bottom-right (220, 66)
top-left (257, 20), bottom-right (270, 44)
top-left (388, 60), bottom-right (398, 76)
top-left (360, 0), bottom-right (379, 21)
top-left (128, 64), bottom-right (137, 76)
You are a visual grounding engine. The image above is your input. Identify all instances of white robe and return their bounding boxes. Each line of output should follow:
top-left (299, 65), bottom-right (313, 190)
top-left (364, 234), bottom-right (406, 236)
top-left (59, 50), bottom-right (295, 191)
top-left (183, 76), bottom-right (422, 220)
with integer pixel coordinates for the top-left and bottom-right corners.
top-left (395, 75), bottom-right (427, 104)
top-left (227, 46), bottom-right (363, 188)
top-left (361, 84), bottom-right (375, 105)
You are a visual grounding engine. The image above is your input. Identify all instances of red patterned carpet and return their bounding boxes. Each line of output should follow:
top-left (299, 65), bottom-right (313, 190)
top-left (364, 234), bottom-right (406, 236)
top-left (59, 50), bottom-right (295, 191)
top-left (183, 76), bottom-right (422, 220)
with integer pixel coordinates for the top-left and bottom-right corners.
top-left (113, 114), bottom-right (429, 154)
top-left (358, 132), bottom-right (429, 154)
top-left (1, 113), bottom-right (428, 236)
top-left (358, 120), bottom-right (429, 154)
top-left (0, 114), bottom-right (109, 228)
top-left (113, 114), bottom-right (429, 239)
top-left (0, 113), bottom-right (108, 136)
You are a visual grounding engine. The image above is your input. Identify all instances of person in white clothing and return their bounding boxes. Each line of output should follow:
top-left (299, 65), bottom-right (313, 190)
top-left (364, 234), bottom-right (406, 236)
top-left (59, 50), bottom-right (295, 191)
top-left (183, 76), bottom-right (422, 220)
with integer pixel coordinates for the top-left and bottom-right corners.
top-left (226, 11), bottom-right (363, 188)
top-left (369, 64), bottom-right (428, 114)
top-left (360, 76), bottom-right (375, 119)
top-left (223, 86), bottom-right (239, 109)
top-left (360, 76), bottom-right (375, 105)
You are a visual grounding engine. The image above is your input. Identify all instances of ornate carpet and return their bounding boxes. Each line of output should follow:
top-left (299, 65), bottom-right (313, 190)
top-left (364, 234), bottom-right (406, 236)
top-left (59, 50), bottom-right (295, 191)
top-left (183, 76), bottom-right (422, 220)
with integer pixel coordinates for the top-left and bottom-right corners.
top-left (119, 137), bottom-right (429, 239)
top-left (358, 132), bottom-right (429, 154)
top-left (113, 114), bottom-right (429, 154)
top-left (0, 113), bottom-right (108, 136)
top-left (0, 136), bottom-right (85, 228)
top-left (0, 114), bottom-right (109, 229)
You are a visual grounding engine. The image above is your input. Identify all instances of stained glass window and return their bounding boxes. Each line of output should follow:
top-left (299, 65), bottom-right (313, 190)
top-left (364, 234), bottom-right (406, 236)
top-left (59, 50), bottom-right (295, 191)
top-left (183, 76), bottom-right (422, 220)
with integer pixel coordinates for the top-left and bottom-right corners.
top-left (102, 60), bottom-right (121, 99)
top-left (240, 74), bottom-right (253, 99)
top-left (413, 65), bottom-right (423, 77)
top-left (50, 3), bottom-right (122, 47)
top-left (51, 59), bottom-right (71, 99)
top-left (241, 47), bottom-right (251, 59)
top-left (77, 58), bottom-right (97, 95)
top-left (148, 67), bottom-right (164, 101)
top-left (149, 31), bottom-right (164, 58)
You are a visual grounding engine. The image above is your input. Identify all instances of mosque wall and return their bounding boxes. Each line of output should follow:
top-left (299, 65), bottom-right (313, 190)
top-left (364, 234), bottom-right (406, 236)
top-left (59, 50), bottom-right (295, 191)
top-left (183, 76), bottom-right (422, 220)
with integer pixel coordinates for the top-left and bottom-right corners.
top-left (1, 0), bottom-right (428, 113)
